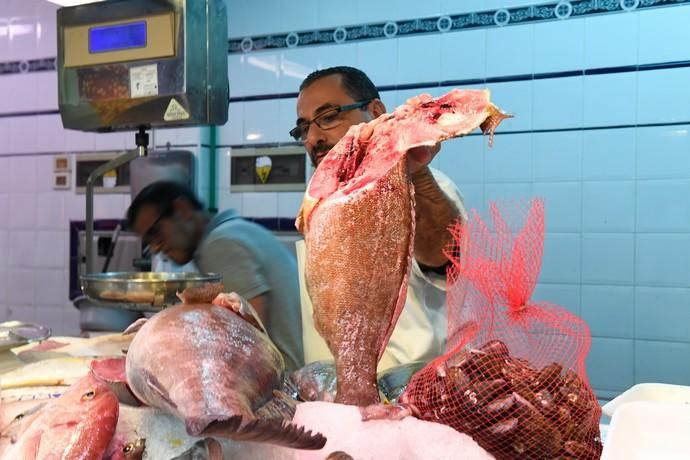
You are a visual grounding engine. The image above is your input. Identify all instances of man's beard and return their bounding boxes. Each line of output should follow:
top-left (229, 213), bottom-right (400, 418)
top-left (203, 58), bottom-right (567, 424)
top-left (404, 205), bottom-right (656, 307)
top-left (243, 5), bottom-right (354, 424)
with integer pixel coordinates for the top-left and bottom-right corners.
top-left (310, 144), bottom-right (333, 168)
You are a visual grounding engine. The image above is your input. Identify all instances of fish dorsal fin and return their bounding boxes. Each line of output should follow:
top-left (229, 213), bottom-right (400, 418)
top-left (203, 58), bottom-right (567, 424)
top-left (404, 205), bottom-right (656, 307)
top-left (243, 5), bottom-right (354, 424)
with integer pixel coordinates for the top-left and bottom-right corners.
top-left (122, 318), bottom-right (148, 335)
top-left (211, 293), bottom-right (267, 334)
top-left (201, 415), bottom-right (327, 450)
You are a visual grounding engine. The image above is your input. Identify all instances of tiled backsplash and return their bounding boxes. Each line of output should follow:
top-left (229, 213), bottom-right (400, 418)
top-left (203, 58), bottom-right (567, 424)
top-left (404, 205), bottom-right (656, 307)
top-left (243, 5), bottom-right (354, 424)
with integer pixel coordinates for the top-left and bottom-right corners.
top-left (1, 0), bottom-right (690, 400)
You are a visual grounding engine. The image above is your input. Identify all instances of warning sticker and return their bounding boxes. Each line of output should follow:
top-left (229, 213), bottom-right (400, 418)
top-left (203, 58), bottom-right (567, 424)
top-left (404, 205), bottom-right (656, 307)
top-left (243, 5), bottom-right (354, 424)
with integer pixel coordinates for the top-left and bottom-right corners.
top-left (164, 98), bottom-right (190, 121)
top-left (129, 64), bottom-right (159, 98)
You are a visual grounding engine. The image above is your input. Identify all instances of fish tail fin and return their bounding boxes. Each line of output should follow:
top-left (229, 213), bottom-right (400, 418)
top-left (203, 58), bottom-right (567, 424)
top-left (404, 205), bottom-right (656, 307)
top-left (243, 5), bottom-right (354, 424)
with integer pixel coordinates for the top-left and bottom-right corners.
top-left (200, 415), bottom-right (327, 450)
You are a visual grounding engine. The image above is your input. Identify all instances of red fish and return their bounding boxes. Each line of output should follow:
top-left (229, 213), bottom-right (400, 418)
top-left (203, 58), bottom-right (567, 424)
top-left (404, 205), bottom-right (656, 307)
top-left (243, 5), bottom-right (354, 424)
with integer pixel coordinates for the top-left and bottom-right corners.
top-left (296, 89), bottom-right (508, 406)
top-left (124, 289), bottom-right (326, 450)
top-left (2, 373), bottom-right (119, 459)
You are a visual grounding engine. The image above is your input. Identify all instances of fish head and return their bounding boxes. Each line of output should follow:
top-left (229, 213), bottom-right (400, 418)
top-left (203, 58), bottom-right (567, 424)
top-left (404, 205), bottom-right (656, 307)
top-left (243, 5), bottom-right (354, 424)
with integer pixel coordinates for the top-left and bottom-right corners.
top-left (104, 433), bottom-right (146, 460)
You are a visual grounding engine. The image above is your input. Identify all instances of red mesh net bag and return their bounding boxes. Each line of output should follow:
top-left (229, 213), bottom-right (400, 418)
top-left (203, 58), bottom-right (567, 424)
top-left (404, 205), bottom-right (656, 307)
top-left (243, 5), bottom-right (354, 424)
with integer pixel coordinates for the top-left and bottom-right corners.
top-left (400, 198), bottom-right (602, 460)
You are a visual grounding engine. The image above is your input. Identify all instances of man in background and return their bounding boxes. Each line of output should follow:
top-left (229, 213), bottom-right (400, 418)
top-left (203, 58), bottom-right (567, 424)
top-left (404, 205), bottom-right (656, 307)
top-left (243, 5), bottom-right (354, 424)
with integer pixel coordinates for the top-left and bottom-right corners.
top-left (127, 181), bottom-right (304, 371)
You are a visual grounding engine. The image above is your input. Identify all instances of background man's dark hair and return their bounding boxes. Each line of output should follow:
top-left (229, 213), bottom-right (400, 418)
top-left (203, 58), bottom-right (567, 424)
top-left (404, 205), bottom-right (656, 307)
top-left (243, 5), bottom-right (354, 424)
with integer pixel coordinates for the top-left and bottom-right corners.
top-left (299, 66), bottom-right (380, 102)
top-left (127, 181), bottom-right (203, 228)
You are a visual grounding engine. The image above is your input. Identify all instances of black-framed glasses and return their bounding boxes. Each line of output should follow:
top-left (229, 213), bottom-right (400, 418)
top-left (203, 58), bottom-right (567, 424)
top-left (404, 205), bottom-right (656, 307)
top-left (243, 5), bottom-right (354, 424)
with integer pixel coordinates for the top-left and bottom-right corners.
top-left (289, 100), bottom-right (372, 142)
top-left (141, 205), bottom-right (172, 248)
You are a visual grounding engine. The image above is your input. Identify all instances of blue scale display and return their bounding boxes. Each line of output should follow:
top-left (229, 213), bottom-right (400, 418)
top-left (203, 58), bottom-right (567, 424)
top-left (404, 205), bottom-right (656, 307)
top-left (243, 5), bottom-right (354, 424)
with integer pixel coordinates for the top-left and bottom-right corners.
top-left (88, 21), bottom-right (147, 54)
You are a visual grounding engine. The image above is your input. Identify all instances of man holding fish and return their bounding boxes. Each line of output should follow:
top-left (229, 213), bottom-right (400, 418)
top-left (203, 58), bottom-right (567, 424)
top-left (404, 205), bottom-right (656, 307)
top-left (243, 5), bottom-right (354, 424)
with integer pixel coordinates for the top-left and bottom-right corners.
top-left (292, 66), bottom-right (468, 372)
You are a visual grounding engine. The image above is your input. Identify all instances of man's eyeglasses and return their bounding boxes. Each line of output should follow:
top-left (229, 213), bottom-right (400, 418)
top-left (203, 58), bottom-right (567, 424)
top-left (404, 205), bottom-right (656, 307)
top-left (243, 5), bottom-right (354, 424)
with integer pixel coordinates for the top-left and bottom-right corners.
top-left (141, 206), bottom-right (171, 248)
top-left (289, 100), bottom-right (372, 142)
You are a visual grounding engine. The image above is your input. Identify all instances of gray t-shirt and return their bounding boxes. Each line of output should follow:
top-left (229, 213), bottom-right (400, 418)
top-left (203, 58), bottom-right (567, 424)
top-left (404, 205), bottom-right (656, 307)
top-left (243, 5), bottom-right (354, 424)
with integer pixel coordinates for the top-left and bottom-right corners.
top-left (194, 209), bottom-right (304, 372)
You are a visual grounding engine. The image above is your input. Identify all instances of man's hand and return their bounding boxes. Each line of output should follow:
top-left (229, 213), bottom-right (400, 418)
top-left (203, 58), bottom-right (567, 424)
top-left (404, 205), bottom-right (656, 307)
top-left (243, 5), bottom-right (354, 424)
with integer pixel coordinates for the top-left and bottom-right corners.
top-left (407, 143), bottom-right (441, 173)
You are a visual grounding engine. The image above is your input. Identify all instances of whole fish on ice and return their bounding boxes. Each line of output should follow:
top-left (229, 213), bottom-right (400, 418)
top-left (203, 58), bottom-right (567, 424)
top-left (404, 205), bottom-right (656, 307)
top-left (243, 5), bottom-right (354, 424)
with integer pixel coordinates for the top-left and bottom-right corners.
top-left (124, 286), bottom-right (326, 450)
top-left (296, 89), bottom-right (508, 406)
top-left (2, 373), bottom-right (119, 459)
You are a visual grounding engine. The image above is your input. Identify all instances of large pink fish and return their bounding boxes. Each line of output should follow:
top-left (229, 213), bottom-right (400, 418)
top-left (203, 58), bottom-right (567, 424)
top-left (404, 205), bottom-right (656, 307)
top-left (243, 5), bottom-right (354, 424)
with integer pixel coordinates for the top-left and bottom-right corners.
top-left (2, 373), bottom-right (119, 459)
top-left (124, 288), bottom-right (326, 450)
top-left (296, 89), bottom-right (508, 407)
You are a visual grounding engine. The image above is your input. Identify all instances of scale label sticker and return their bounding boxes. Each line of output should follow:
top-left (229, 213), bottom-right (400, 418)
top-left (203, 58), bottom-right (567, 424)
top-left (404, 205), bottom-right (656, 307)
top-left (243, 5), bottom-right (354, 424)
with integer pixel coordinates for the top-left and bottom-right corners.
top-left (129, 64), bottom-right (159, 98)
top-left (164, 98), bottom-right (190, 121)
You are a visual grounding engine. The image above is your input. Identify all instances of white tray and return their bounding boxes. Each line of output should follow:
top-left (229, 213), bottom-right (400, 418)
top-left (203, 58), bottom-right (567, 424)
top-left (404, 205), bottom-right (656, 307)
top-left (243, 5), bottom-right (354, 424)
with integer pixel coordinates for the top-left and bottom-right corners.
top-left (602, 401), bottom-right (690, 460)
top-left (602, 383), bottom-right (690, 417)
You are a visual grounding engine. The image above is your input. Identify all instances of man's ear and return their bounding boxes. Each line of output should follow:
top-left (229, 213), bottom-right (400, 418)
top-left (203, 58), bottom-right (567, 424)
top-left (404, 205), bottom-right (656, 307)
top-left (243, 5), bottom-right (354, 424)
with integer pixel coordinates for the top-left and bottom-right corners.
top-left (369, 99), bottom-right (386, 118)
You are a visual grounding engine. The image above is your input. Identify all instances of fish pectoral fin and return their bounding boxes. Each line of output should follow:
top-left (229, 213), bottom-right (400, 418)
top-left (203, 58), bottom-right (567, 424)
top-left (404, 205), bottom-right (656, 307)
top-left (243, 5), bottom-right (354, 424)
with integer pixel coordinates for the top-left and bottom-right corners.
top-left (254, 390), bottom-right (297, 420)
top-left (201, 416), bottom-right (327, 451)
top-left (122, 318), bottom-right (148, 335)
top-left (143, 371), bottom-right (177, 409)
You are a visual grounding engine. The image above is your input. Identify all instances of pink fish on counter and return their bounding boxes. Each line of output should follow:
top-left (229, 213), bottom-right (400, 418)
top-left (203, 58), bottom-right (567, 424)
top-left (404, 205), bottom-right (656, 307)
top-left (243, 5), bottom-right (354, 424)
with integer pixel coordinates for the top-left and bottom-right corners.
top-left (296, 89), bottom-right (508, 406)
top-left (124, 287), bottom-right (326, 450)
top-left (2, 373), bottom-right (119, 459)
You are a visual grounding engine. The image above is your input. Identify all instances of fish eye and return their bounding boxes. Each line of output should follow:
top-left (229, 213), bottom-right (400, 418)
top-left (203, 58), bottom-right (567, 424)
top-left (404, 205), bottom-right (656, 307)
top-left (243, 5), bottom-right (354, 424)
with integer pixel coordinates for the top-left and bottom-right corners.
top-left (14, 413), bottom-right (24, 421)
top-left (123, 443), bottom-right (134, 453)
top-left (82, 390), bottom-right (96, 400)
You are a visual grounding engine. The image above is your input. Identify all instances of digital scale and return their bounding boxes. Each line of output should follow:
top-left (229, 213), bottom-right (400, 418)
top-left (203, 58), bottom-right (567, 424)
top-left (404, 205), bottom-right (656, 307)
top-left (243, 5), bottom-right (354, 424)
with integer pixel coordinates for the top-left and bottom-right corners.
top-left (56, 0), bottom-right (229, 308)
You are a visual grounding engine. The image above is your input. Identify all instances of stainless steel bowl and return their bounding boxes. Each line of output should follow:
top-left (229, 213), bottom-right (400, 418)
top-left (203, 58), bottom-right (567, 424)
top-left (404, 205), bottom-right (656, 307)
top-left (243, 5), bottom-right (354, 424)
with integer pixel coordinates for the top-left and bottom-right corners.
top-left (80, 272), bottom-right (221, 311)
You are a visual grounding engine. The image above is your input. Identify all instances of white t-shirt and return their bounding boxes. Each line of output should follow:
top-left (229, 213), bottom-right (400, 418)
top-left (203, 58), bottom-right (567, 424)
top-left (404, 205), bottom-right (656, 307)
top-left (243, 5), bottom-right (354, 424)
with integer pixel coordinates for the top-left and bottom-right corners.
top-left (296, 167), bottom-right (468, 372)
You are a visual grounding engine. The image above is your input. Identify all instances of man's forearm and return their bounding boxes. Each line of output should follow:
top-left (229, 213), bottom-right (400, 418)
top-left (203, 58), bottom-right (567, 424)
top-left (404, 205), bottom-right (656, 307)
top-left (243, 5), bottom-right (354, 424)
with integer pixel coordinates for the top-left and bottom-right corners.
top-left (411, 166), bottom-right (461, 268)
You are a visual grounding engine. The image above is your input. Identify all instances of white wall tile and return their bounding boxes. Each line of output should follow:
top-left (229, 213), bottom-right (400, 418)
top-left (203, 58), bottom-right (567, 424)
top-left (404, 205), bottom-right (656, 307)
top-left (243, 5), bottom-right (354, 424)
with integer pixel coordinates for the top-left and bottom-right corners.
top-left (8, 117), bottom-right (38, 154)
top-left (532, 283), bottom-right (581, 317)
top-left (440, 29), bottom-right (486, 82)
top-left (581, 285), bottom-right (634, 338)
top-left (584, 73), bottom-right (637, 127)
top-left (278, 98), bottom-right (298, 143)
top-left (34, 306), bottom-right (67, 333)
top-left (316, 43), bottom-right (359, 75)
top-left (532, 131), bottom-right (582, 181)
top-left (540, 233), bottom-right (581, 283)
top-left (485, 183), bottom-right (533, 208)
top-left (457, 183), bottom-right (483, 213)
top-left (93, 194), bottom-right (128, 220)
top-left (635, 341), bottom-right (690, 386)
top-left (239, 52), bottom-right (283, 97)
top-left (357, 39), bottom-right (399, 88)
top-left (242, 192), bottom-right (279, 218)
top-left (7, 305), bottom-right (37, 324)
top-left (486, 80), bottom-right (533, 132)
top-left (0, 75), bottom-right (37, 114)
top-left (636, 126), bottom-right (690, 179)
top-left (582, 181), bottom-right (635, 233)
top-left (244, 100), bottom-right (281, 143)
top-left (397, 35), bottom-right (441, 85)
top-left (278, 48), bottom-right (318, 94)
top-left (35, 231), bottom-right (65, 269)
top-left (585, 13), bottom-right (638, 69)
top-left (278, 0), bottom-right (318, 33)
top-left (217, 191), bottom-right (243, 214)
top-left (316, 0), bottom-right (358, 28)
top-left (9, 156), bottom-right (37, 192)
top-left (34, 71), bottom-right (57, 111)
top-left (218, 102), bottom-right (244, 147)
top-left (35, 0), bottom-right (58, 59)
top-left (533, 76), bottom-right (584, 129)
top-left (0, 196), bottom-right (8, 231)
top-left (441, 0), bottom-right (486, 14)
top-left (0, 232), bottom-right (7, 270)
top-left (61, 308), bottom-right (82, 337)
top-left (534, 19), bottom-right (585, 73)
top-left (638, 5), bottom-right (690, 64)
top-left (217, 149), bottom-right (232, 190)
top-left (582, 129), bottom-right (636, 180)
top-left (587, 338), bottom-right (634, 392)
top-left (9, 230), bottom-right (35, 268)
top-left (486, 24), bottom-right (534, 77)
top-left (437, 135), bottom-right (485, 185)
top-left (637, 180), bottom-right (690, 232)
top-left (638, 68), bottom-right (690, 124)
top-left (636, 287), bottom-right (690, 342)
top-left (8, 193), bottom-right (37, 229)
top-left (484, 133), bottom-right (531, 182)
top-left (636, 234), bottom-right (690, 287)
top-left (7, 269), bottom-right (34, 306)
top-left (582, 234), bottom-right (634, 285)
top-left (483, 0), bottom-right (533, 8)
top-left (235, 0), bottom-right (282, 37)
top-left (0, 121), bottom-right (9, 155)
top-left (533, 182), bottom-right (581, 232)
top-left (278, 192), bottom-right (304, 217)
top-left (226, 0), bottom-right (251, 38)
top-left (34, 269), bottom-right (66, 308)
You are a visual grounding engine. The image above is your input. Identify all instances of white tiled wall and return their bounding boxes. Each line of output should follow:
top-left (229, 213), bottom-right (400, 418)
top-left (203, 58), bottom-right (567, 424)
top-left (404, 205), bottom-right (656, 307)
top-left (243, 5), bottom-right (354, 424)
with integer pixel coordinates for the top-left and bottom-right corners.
top-left (219, 1), bottom-right (690, 400)
top-left (3, 0), bottom-right (690, 398)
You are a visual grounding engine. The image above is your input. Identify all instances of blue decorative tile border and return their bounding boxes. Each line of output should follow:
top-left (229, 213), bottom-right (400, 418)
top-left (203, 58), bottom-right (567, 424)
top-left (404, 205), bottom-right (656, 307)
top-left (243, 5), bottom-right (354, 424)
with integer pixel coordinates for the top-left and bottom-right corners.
top-left (0, 57), bottom-right (56, 75)
top-left (229, 0), bottom-right (690, 53)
